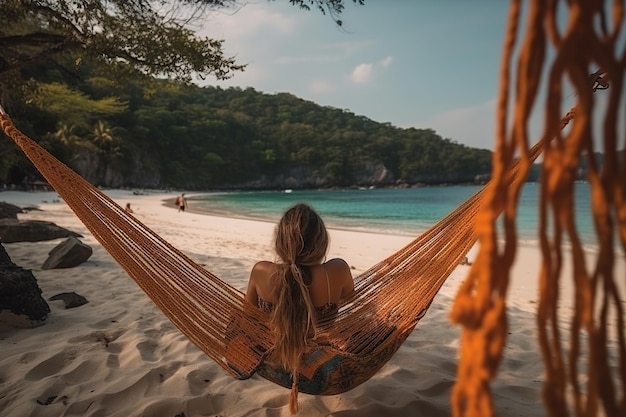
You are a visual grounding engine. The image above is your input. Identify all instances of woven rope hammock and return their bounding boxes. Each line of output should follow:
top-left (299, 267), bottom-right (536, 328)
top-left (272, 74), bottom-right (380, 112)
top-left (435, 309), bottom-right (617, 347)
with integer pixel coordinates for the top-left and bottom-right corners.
top-left (0, 102), bottom-right (553, 403)
top-left (0, 0), bottom-right (624, 415)
top-left (0, 98), bottom-right (578, 411)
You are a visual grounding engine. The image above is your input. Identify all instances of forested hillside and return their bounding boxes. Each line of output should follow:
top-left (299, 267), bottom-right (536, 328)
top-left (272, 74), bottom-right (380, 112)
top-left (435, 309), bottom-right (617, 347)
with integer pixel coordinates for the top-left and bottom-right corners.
top-left (1, 0), bottom-right (595, 191)
top-left (2, 73), bottom-right (493, 190)
top-left (0, 1), bottom-right (492, 190)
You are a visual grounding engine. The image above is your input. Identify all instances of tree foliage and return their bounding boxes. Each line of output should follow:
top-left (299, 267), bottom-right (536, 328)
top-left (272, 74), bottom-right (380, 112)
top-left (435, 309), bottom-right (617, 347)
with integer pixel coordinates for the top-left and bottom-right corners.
top-left (3, 65), bottom-right (493, 189)
top-left (0, 0), bottom-right (244, 83)
top-left (283, 0), bottom-right (365, 26)
top-left (0, 0), bottom-right (364, 88)
top-left (29, 83), bottom-right (126, 128)
top-left (0, 0), bottom-right (493, 190)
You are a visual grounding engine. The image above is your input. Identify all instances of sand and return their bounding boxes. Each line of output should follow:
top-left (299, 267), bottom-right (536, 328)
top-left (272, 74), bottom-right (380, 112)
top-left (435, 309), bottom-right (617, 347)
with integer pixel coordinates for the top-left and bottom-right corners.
top-left (0, 189), bottom-right (622, 417)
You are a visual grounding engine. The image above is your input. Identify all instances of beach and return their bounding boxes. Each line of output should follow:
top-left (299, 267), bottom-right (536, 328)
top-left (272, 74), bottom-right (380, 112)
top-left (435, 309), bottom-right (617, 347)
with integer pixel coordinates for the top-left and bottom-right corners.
top-left (0, 190), bottom-right (621, 417)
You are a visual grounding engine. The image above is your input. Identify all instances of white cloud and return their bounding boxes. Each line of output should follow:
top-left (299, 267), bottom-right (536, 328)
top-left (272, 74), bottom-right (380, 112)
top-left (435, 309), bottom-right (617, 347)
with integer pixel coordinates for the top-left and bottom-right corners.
top-left (380, 56), bottom-right (393, 68)
top-left (202, 5), bottom-right (296, 46)
top-left (351, 63), bottom-right (373, 84)
top-left (348, 57), bottom-right (391, 85)
top-left (310, 80), bottom-right (333, 94)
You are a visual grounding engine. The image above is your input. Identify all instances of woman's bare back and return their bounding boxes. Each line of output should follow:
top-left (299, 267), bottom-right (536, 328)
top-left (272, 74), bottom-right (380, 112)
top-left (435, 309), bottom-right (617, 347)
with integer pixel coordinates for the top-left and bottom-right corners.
top-left (245, 258), bottom-right (354, 309)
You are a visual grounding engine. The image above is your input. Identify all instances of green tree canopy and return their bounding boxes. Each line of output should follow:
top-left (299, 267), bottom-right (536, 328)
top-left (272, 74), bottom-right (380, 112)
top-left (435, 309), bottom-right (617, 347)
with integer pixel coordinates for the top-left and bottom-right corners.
top-left (0, 0), bottom-right (363, 87)
top-left (30, 83), bottom-right (126, 128)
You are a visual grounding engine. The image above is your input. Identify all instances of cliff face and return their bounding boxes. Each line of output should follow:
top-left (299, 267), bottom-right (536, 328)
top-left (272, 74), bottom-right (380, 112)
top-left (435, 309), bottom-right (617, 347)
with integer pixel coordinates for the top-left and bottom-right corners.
top-left (230, 161), bottom-right (396, 190)
top-left (82, 155), bottom-right (486, 190)
top-left (72, 150), bottom-right (161, 189)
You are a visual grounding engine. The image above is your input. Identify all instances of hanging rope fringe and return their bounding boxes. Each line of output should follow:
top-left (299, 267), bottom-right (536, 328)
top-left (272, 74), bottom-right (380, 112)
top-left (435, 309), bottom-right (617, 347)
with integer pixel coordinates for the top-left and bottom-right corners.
top-left (450, 1), bottom-right (625, 416)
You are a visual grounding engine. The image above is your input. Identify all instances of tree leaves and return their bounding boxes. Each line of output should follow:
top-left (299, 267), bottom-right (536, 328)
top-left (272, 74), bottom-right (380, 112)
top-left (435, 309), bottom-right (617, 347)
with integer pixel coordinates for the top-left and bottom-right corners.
top-left (27, 83), bottom-right (126, 129)
top-left (0, 0), bottom-right (362, 86)
top-left (0, 0), bottom-right (244, 83)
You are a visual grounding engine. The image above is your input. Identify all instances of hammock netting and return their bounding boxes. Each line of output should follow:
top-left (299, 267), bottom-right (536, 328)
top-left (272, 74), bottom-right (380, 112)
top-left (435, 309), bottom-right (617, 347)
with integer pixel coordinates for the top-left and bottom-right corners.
top-left (449, 1), bottom-right (626, 417)
top-left (0, 0), bottom-right (624, 416)
top-left (0, 108), bottom-right (526, 394)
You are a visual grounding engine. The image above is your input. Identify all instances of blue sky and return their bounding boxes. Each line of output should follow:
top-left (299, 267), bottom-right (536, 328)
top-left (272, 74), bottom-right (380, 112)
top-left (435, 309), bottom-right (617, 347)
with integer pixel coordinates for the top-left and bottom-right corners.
top-left (197, 1), bottom-right (534, 150)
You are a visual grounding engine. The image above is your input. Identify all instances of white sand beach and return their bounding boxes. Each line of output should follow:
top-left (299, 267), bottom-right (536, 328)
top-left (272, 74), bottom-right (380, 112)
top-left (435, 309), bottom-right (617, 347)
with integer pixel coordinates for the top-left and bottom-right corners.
top-left (0, 190), bottom-right (622, 417)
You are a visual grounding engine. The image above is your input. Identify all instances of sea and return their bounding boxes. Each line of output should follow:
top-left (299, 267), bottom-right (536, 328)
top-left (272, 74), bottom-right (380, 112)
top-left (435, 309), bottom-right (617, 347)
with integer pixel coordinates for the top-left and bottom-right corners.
top-left (188, 182), bottom-right (599, 248)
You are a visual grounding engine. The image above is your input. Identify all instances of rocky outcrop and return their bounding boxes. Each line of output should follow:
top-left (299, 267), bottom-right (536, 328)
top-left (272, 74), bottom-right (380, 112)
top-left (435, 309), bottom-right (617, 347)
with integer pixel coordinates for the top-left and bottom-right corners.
top-left (0, 244), bottom-right (50, 328)
top-left (78, 153), bottom-right (483, 190)
top-left (49, 292), bottom-right (89, 309)
top-left (0, 202), bottom-right (24, 219)
top-left (230, 162), bottom-right (396, 190)
top-left (353, 162), bottom-right (395, 186)
top-left (73, 148), bottom-right (161, 188)
top-left (0, 219), bottom-right (82, 243)
top-left (42, 236), bottom-right (93, 269)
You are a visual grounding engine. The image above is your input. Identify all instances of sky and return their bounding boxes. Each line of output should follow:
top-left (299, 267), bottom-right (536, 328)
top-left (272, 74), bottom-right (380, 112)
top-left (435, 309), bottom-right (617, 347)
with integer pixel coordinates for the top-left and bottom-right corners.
top-left (194, 1), bottom-right (611, 151)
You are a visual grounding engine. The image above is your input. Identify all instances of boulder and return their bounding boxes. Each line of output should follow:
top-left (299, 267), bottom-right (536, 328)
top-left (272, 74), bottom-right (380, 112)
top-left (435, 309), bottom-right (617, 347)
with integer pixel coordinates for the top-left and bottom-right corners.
top-left (0, 244), bottom-right (50, 328)
top-left (49, 292), bottom-right (89, 309)
top-left (42, 236), bottom-right (93, 270)
top-left (0, 219), bottom-right (81, 243)
top-left (0, 202), bottom-right (24, 219)
top-left (21, 205), bottom-right (43, 213)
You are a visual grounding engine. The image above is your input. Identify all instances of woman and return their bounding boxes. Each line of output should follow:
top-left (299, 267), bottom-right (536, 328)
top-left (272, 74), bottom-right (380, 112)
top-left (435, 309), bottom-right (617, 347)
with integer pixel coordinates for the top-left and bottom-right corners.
top-left (245, 203), bottom-right (354, 410)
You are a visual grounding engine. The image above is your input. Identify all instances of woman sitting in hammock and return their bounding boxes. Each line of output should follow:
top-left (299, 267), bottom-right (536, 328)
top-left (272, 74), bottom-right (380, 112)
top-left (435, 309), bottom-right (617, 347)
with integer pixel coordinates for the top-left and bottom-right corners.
top-left (245, 203), bottom-right (354, 382)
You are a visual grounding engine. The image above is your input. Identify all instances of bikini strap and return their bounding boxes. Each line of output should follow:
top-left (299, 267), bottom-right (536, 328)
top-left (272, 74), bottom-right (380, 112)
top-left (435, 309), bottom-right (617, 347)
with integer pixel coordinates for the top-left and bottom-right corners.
top-left (324, 265), bottom-right (331, 304)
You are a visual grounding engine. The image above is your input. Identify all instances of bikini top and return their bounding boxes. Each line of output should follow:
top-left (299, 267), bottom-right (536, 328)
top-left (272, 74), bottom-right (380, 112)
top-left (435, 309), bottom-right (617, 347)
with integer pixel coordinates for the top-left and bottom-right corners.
top-left (257, 266), bottom-right (338, 318)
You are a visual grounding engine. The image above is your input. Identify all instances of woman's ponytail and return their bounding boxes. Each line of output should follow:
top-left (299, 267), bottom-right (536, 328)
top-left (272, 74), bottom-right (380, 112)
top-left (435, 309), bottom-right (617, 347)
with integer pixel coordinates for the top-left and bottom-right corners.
top-left (271, 204), bottom-right (329, 414)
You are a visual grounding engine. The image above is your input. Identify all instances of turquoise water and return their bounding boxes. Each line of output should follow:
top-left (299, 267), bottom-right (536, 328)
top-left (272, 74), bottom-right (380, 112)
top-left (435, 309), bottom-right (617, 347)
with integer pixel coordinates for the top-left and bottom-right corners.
top-left (188, 183), bottom-right (597, 247)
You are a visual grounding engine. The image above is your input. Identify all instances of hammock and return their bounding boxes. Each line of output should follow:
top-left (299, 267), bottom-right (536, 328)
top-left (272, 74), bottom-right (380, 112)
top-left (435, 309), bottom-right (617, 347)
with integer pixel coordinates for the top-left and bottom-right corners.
top-left (0, 107), bottom-right (554, 395)
top-left (4, 1), bottom-right (622, 415)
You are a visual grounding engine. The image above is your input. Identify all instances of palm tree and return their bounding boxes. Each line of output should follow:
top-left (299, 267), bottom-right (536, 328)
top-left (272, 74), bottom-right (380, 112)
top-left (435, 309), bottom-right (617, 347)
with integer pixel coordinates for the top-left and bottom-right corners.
top-left (53, 123), bottom-right (78, 146)
top-left (91, 120), bottom-right (112, 148)
top-left (90, 120), bottom-right (123, 184)
top-left (90, 120), bottom-right (121, 156)
top-left (53, 122), bottom-right (96, 153)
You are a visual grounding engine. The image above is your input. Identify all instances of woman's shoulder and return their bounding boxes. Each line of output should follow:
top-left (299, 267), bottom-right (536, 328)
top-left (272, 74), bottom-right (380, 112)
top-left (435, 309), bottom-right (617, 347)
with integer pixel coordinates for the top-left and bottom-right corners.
top-left (250, 261), bottom-right (279, 279)
top-left (322, 258), bottom-right (354, 298)
top-left (324, 258), bottom-right (350, 270)
top-left (252, 260), bottom-right (276, 268)
top-left (323, 258), bottom-right (352, 281)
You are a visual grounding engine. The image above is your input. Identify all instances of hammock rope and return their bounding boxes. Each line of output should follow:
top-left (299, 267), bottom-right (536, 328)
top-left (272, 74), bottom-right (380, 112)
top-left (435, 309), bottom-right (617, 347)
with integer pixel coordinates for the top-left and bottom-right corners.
top-left (450, 1), bottom-right (625, 416)
top-left (1, 3), bottom-right (622, 414)
top-left (0, 65), bottom-right (613, 417)
top-left (1, 101), bottom-right (555, 398)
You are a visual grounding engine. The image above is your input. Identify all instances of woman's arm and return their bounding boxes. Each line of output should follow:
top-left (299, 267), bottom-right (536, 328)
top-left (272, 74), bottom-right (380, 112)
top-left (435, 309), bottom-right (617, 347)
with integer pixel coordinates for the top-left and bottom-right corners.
top-left (328, 258), bottom-right (355, 299)
top-left (245, 265), bottom-right (260, 306)
top-left (246, 261), bottom-right (275, 306)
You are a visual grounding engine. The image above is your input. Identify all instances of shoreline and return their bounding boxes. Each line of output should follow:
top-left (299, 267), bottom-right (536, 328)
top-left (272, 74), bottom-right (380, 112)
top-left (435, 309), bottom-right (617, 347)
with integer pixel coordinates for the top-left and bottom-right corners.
top-left (174, 187), bottom-right (601, 252)
top-left (2, 189), bottom-right (615, 307)
top-left (0, 189), bottom-right (622, 416)
top-left (0, 189), bottom-right (618, 311)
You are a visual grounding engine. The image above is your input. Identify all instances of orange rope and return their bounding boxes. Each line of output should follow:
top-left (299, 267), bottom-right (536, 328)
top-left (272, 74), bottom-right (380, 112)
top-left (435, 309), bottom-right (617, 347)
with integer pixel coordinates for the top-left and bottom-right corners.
top-left (451, 1), bottom-right (625, 416)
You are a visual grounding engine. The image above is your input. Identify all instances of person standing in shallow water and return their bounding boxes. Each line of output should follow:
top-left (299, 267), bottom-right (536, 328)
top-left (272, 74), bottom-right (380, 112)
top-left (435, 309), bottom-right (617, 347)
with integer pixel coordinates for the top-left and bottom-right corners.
top-left (175, 193), bottom-right (187, 212)
top-left (245, 203), bottom-right (354, 407)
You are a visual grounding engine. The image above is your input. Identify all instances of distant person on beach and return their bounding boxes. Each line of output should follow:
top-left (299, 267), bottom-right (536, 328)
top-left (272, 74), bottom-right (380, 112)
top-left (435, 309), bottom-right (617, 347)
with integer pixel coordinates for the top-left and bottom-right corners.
top-left (245, 203), bottom-right (354, 381)
top-left (124, 203), bottom-right (133, 214)
top-left (175, 193), bottom-right (187, 212)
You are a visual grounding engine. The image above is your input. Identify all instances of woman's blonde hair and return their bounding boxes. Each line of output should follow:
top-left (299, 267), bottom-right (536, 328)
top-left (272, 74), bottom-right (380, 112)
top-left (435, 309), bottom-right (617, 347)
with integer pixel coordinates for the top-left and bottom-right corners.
top-left (271, 203), bottom-right (328, 410)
